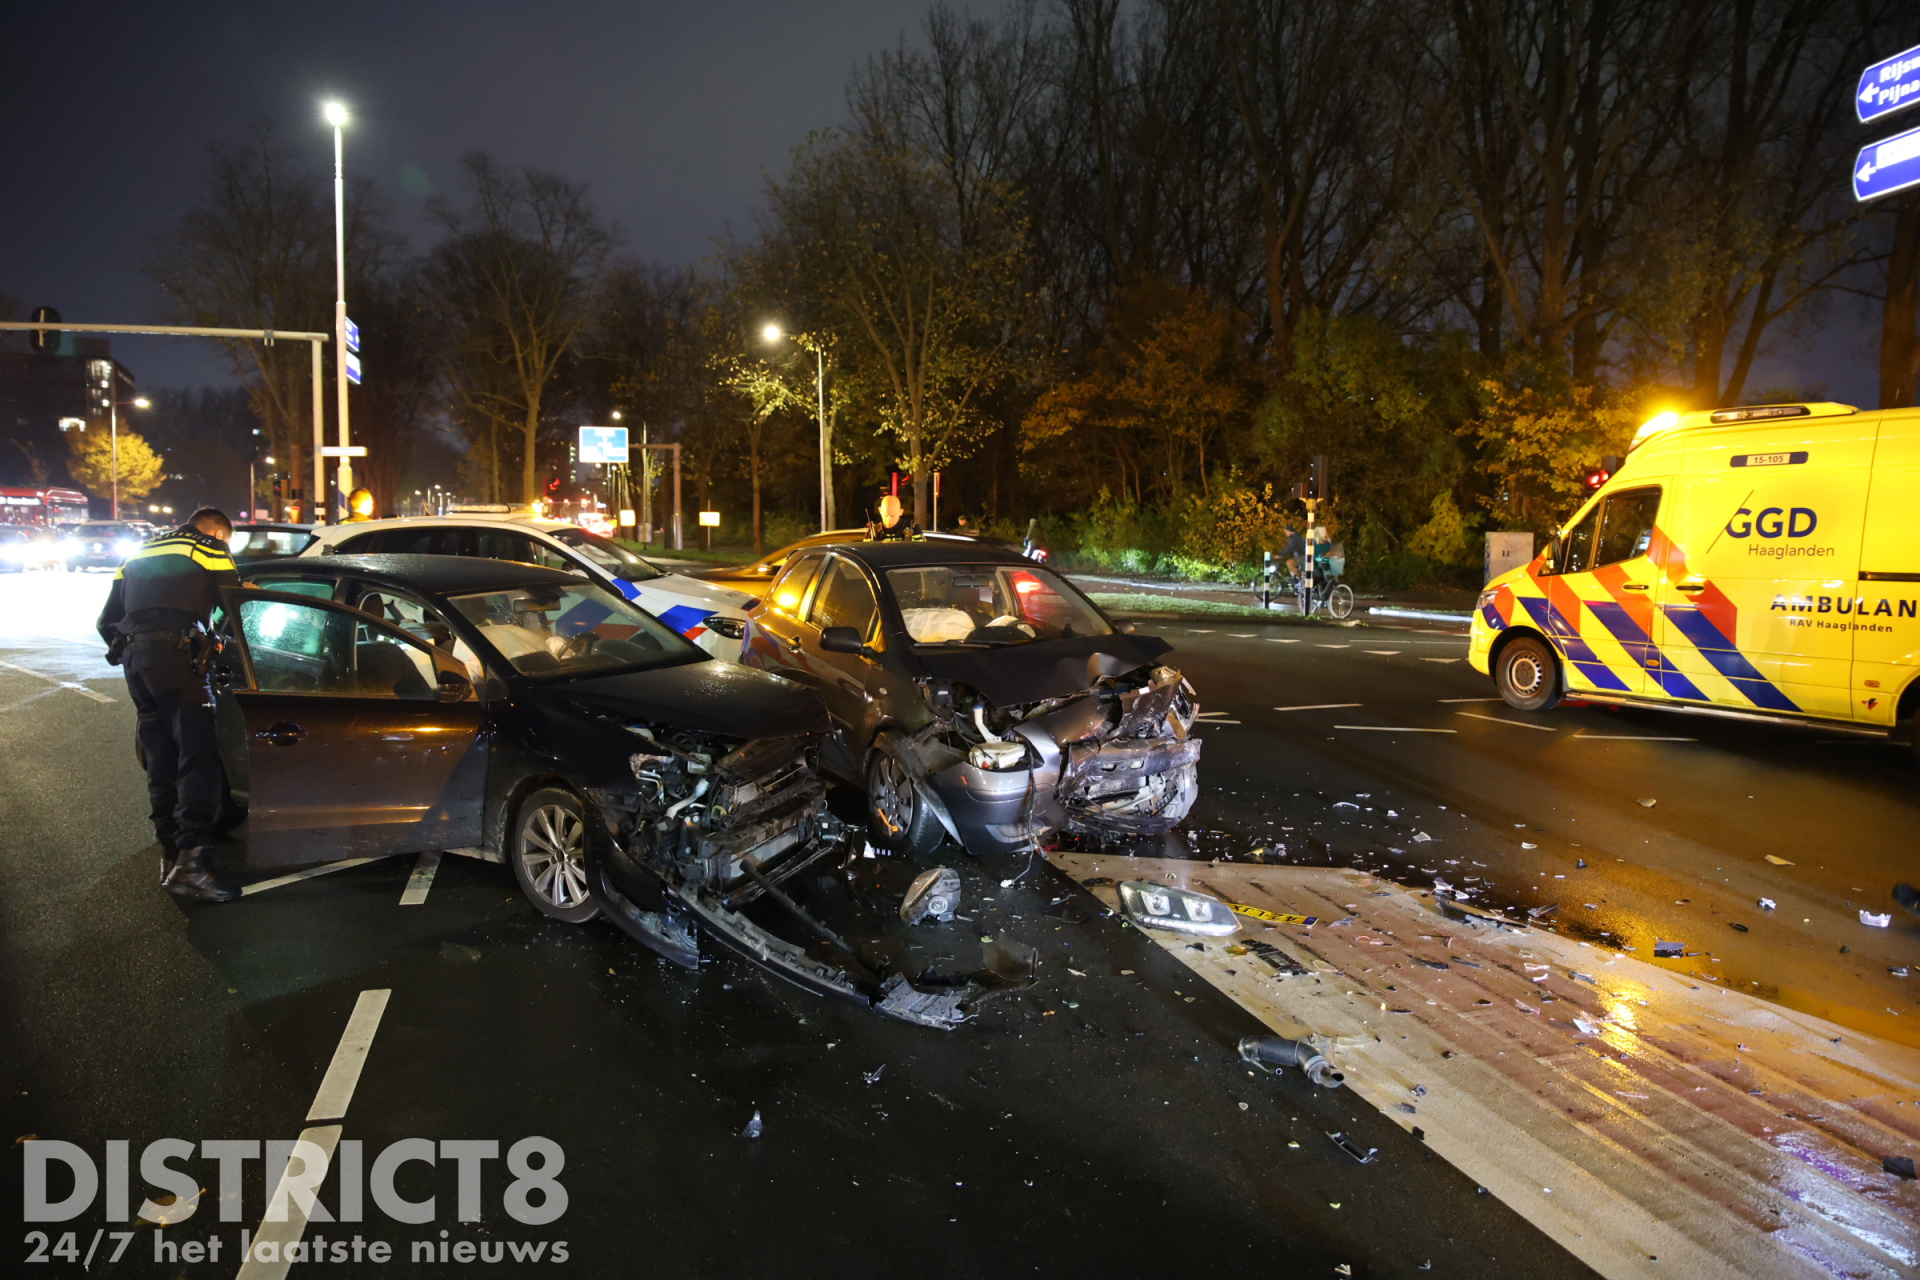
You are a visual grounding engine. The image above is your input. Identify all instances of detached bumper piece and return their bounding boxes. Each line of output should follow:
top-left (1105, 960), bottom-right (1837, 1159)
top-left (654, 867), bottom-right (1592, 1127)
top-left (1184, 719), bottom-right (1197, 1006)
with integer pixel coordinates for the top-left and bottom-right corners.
top-left (1062, 736), bottom-right (1201, 836)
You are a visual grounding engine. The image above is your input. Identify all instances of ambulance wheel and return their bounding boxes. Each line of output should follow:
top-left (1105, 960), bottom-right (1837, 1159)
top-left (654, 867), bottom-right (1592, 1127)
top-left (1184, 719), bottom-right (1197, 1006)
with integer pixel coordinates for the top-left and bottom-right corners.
top-left (1496, 636), bottom-right (1561, 712)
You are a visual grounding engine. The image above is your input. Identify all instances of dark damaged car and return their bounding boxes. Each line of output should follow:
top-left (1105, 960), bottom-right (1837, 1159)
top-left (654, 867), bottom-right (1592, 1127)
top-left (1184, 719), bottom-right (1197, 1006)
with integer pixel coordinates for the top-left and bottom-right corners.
top-left (215, 554), bottom-right (976, 1025)
top-left (740, 542), bottom-right (1200, 854)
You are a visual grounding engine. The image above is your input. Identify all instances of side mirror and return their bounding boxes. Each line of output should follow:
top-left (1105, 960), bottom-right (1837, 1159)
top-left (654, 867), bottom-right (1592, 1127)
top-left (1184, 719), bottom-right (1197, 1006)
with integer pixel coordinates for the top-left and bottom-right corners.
top-left (1111, 618), bottom-right (1139, 635)
top-left (434, 669), bottom-right (473, 703)
top-left (819, 626), bottom-right (879, 659)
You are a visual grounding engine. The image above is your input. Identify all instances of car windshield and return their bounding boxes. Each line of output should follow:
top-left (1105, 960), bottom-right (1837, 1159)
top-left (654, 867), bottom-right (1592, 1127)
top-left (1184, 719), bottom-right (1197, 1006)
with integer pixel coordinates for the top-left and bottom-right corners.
top-left (446, 581), bottom-right (697, 678)
top-left (231, 528), bottom-right (315, 559)
top-left (77, 524), bottom-right (133, 539)
top-left (885, 564), bottom-right (1111, 646)
top-left (546, 526), bottom-right (662, 581)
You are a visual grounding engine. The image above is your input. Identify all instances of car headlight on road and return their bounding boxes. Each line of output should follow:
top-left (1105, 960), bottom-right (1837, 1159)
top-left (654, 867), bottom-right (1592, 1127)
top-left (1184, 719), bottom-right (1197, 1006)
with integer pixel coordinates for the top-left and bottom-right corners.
top-left (60, 539), bottom-right (80, 557)
top-left (1476, 588), bottom-right (1499, 611)
top-left (114, 539), bottom-right (138, 557)
top-left (968, 740), bottom-right (1028, 771)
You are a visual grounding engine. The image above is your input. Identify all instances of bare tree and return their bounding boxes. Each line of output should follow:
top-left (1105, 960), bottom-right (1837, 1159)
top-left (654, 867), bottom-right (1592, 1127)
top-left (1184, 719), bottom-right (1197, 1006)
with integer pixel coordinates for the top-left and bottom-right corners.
top-left (423, 154), bottom-right (614, 504)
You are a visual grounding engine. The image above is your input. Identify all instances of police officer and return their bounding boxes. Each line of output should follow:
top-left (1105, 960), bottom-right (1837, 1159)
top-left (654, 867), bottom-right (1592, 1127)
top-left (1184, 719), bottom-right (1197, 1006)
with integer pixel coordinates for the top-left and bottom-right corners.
top-left (97, 507), bottom-right (242, 903)
top-left (866, 494), bottom-right (922, 542)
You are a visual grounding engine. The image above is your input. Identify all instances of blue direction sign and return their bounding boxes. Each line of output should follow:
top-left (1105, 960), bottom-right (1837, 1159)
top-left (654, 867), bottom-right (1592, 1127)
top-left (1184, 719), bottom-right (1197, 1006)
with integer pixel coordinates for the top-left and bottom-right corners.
top-left (577, 425), bottom-right (628, 465)
top-left (344, 350), bottom-right (363, 386)
top-left (344, 317), bottom-right (360, 352)
top-left (1859, 44), bottom-right (1920, 124)
top-left (1854, 124), bottom-right (1920, 202)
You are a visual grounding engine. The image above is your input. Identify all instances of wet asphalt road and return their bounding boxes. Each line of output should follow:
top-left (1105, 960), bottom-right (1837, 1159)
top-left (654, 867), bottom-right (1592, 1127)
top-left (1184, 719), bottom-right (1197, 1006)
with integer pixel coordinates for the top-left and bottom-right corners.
top-left (3, 570), bottom-right (1910, 1277)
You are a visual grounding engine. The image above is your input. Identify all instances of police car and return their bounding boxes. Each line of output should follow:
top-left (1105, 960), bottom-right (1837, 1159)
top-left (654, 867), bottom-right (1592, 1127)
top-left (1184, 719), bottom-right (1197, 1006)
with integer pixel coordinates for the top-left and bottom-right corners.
top-left (1472, 401), bottom-right (1920, 747)
top-left (299, 515), bottom-right (755, 659)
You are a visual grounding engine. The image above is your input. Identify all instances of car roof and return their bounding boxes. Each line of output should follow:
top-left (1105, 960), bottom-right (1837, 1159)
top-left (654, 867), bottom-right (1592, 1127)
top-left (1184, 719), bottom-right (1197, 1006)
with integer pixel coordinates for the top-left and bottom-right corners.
top-left (241, 552), bottom-right (583, 595)
top-left (234, 522), bottom-right (314, 533)
top-left (813, 541), bottom-right (1038, 569)
top-left (313, 515), bottom-right (574, 538)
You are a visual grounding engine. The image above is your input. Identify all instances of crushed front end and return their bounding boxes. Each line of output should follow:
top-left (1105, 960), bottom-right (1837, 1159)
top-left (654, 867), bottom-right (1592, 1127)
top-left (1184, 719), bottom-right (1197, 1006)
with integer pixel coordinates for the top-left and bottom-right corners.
top-left (916, 662), bottom-right (1202, 854)
top-left (586, 726), bottom-right (984, 1028)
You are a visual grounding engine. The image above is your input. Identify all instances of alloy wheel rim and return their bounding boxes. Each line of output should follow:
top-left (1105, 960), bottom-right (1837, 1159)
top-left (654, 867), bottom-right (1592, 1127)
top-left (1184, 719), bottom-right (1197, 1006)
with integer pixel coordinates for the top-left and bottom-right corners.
top-left (522, 804), bottom-right (588, 907)
top-left (872, 756), bottom-right (911, 835)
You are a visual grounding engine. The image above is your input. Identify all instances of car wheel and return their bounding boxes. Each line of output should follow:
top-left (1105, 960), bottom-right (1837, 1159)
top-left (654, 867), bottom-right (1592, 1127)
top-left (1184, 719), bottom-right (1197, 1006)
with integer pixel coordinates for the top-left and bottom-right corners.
top-left (1327, 583), bottom-right (1355, 619)
top-left (1496, 635), bottom-right (1562, 712)
top-left (866, 735), bottom-right (946, 857)
top-left (510, 786), bottom-right (601, 923)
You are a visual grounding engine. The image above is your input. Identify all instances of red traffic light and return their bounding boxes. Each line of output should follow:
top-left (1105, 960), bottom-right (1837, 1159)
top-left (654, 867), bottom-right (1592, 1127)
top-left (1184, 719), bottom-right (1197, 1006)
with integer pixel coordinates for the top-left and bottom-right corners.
top-left (1583, 467), bottom-right (1610, 491)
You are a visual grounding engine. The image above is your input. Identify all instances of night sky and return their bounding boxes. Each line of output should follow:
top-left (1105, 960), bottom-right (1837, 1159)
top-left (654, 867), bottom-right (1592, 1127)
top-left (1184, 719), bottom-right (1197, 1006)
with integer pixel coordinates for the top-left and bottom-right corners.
top-left (0, 0), bottom-right (1885, 405)
top-left (0, 0), bottom-right (921, 389)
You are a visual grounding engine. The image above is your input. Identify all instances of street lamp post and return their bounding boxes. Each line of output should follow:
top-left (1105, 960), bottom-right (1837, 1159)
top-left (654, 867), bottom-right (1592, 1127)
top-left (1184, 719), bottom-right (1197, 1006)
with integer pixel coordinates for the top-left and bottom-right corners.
top-left (761, 325), bottom-right (832, 531)
top-left (323, 101), bottom-right (353, 519)
top-left (107, 394), bottom-right (150, 521)
top-left (251, 455), bottom-right (276, 519)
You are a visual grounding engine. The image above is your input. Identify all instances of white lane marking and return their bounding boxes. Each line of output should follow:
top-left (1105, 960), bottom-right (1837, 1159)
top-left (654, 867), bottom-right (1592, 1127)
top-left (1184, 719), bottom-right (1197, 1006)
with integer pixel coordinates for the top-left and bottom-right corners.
top-left (1422, 657), bottom-right (1462, 663)
top-left (240, 857), bottom-right (385, 897)
top-left (1335, 725), bottom-right (1457, 733)
top-left (1457, 712), bottom-right (1556, 731)
top-left (398, 850), bottom-right (441, 906)
top-left (1198, 720), bottom-right (1243, 725)
top-left (307, 989), bottom-right (391, 1122)
top-left (1363, 650), bottom-right (1402, 655)
top-left (1267, 637), bottom-right (1301, 643)
top-left (1187, 629), bottom-right (1216, 633)
top-left (234, 1126), bottom-right (342, 1280)
top-left (1274, 703), bottom-right (1363, 711)
top-left (1226, 633), bottom-right (1256, 638)
top-left (0, 658), bottom-right (114, 702)
top-left (1195, 711), bottom-right (1235, 719)
top-left (1438, 697), bottom-right (1503, 703)
top-left (1573, 733), bottom-right (1697, 742)
top-left (1315, 643), bottom-right (1351, 649)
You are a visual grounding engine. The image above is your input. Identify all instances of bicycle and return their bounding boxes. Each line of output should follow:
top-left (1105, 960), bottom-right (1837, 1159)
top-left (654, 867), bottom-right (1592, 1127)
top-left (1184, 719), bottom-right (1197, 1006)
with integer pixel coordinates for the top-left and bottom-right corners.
top-left (1267, 562), bottom-right (1355, 619)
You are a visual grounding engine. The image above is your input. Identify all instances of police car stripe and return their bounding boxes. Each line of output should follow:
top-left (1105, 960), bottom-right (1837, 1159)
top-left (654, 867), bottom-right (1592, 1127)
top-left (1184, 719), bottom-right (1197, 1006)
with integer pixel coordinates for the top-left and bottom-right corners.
top-left (656, 604), bottom-right (711, 634)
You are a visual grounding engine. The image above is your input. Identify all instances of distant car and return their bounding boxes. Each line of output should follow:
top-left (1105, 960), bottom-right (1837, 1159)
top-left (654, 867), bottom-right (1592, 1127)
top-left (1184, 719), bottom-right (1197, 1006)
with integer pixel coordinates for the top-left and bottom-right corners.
top-left (214, 552), bottom-right (980, 1027)
top-left (0, 526), bottom-right (66, 572)
top-left (229, 522), bottom-right (318, 561)
top-left (740, 542), bottom-right (1200, 856)
top-left (64, 521), bottom-right (148, 571)
top-left (300, 516), bottom-right (756, 660)
top-left (691, 528), bottom-right (1034, 600)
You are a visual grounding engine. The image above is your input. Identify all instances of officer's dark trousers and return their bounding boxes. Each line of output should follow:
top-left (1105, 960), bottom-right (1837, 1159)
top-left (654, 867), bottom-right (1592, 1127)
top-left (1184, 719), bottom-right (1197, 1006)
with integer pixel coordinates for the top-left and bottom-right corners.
top-left (124, 639), bottom-right (222, 851)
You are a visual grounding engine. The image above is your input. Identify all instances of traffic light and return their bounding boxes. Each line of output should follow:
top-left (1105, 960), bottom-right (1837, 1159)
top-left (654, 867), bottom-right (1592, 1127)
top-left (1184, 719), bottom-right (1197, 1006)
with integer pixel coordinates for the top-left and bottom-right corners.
top-left (1304, 454), bottom-right (1327, 501)
top-left (29, 306), bottom-right (59, 354)
top-left (1583, 454), bottom-right (1624, 491)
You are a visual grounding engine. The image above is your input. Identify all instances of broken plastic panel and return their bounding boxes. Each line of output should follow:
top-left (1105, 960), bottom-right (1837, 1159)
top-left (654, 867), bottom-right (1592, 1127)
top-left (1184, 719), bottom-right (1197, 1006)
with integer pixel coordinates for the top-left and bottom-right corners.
top-left (1117, 880), bottom-right (1240, 936)
top-left (900, 866), bottom-right (961, 925)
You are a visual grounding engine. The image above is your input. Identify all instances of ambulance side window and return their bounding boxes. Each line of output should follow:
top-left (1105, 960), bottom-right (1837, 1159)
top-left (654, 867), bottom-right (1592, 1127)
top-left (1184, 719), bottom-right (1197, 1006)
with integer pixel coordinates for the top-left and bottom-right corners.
top-left (1559, 508), bottom-right (1600, 574)
top-left (1594, 487), bottom-right (1662, 567)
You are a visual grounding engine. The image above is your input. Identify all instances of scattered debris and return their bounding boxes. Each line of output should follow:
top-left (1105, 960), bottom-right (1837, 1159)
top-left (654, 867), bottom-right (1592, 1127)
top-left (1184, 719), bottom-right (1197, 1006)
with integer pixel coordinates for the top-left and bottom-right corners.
top-left (1654, 941), bottom-right (1685, 958)
top-left (900, 866), bottom-right (961, 925)
top-left (439, 942), bottom-right (482, 962)
top-left (1118, 880), bottom-right (1239, 936)
top-left (1574, 1017), bottom-right (1602, 1036)
top-left (1239, 1035), bottom-right (1344, 1088)
top-left (1527, 903), bottom-right (1559, 919)
top-left (864, 1065), bottom-right (886, 1085)
top-left (1730, 923), bottom-right (1749, 932)
top-left (1637, 798), bottom-right (1657, 808)
top-left (1861, 911), bottom-right (1893, 929)
top-left (1764, 855), bottom-right (1794, 866)
top-left (1521, 842), bottom-right (1538, 850)
top-left (1240, 939), bottom-right (1310, 977)
top-left (1758, 898), bottom-right (1777, 910)
top-left (1892, 967), bottom-right (1910, 978)
top-left (1328, 1132), bottom-right (1376, 1164)
top-left (1575, 859), bottom-right (1587, 869)
top-left (1886, 1156), bottom-right (1917, 1180)
top-left (1227, 902), bottom-right (1319, 926)
top-left (1412, 832), bottom-right (1434, 843)
top-left (741, 1109), bottom-right (764, 1139)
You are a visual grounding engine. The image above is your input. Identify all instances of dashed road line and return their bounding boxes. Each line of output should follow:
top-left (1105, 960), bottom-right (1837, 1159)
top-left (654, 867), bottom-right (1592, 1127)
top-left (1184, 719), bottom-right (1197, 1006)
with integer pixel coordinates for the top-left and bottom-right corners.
top-left (1573, 733), bottom-right (1697, 742)
top-left (1334, 725), bottom-right (1457, 733)
top-left (236, 989), bottom-right (390, 1280)
top-left (1315, 644), bottom-right (1351, 649)
top-left (399, 850), bottom-right (442, 906)
top-left (1274, 703), bottom-right (1362, 711)
top-left (1267, 638), bottom-right (1301, 643)
top-left (1225, 632), bottom-right (1256, 638)
top-left (1362, 649), bottom-right (1402, 655)
top-left (1422, 657), bottom-right (1462, 663)
top-left (1456, 712), bottom-right (1556, 731)
top-left (241, 857), bottom-right (384, 897)
top-left (1437, 697), bottom-right (1503, 703)
top-left (0, 658), bottom-right (114, 702)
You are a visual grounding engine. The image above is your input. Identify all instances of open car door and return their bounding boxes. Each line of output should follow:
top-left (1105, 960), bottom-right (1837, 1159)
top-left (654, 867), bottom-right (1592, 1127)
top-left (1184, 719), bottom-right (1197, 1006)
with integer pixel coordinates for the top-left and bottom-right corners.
top-left (214, 588), bottom-right (487, 868)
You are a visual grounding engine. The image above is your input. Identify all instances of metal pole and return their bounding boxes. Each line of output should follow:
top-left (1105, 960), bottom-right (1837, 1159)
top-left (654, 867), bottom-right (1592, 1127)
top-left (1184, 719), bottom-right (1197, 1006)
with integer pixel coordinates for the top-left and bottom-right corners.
top-left (109, 394), bottom-right (119, 521)
top-left (311, 338), bottom-right (326, 524)
top-left (640, 422), bottom-right (651, 541)
top-left (331, 121), bottom-right (353, 508)
top-left (672, 444), bottom-right (682, 550)
top-left (816, 346), bottom-right (829, 531)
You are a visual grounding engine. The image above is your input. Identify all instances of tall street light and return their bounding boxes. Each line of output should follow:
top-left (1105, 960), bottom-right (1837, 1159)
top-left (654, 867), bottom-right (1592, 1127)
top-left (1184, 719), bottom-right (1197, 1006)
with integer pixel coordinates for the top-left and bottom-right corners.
top-left (762, 324), bottom-right (832, 531)
top-left (108, 394), bottom-right (150, 521)
top-left (323, 100), bottom-right (353, 521)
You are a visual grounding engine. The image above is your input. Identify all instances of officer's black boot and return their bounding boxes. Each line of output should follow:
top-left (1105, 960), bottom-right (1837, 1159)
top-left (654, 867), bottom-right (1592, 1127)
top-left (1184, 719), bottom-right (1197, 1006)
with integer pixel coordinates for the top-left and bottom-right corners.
top-left (163, 846), bottom-right (238, 904)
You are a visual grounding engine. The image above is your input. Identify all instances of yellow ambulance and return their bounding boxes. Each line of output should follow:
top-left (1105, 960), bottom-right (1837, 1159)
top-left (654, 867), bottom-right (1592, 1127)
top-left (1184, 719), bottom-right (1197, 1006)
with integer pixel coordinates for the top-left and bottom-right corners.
top-left (1469, 403), bottom-right (1920, 741)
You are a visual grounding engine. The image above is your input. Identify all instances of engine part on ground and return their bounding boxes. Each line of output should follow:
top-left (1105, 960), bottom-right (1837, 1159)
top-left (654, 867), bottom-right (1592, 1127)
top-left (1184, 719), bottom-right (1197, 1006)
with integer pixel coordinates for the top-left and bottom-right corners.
top-left (1238, 1035), bottom-right (1345, 1088)
top-left (1117, 879), bottom-right (1240, 936)
top-left (901, 865), bottom-right (961, 924)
